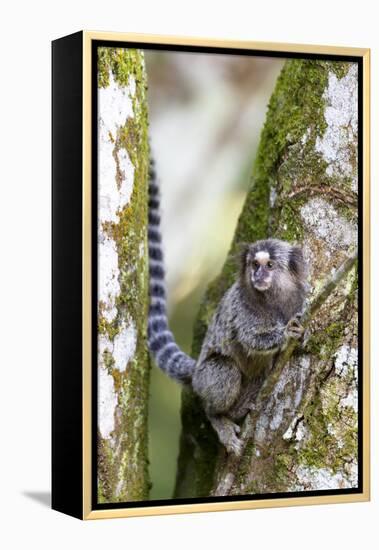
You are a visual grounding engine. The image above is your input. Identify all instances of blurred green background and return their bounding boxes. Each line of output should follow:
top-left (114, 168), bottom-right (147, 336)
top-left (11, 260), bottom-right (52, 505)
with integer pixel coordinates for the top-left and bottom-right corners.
top-left (144, 50), bottom-right (284, 499)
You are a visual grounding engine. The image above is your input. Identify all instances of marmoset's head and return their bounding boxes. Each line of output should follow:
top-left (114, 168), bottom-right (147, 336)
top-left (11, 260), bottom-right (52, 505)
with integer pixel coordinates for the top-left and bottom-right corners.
top-left (240, 239), bottom-right (306, 293)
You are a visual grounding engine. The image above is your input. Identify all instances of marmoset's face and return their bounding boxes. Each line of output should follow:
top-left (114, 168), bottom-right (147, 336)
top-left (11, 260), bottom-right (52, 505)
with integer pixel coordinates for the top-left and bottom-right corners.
top-left (242, 239), bottom-right (304, 295)
top-left (248, 250), bottom-right (275, 291)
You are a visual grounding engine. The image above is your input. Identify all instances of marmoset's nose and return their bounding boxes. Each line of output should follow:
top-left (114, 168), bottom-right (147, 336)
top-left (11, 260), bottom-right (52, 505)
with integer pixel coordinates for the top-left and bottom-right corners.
top-left (255, 266), bottom-right (266, 280)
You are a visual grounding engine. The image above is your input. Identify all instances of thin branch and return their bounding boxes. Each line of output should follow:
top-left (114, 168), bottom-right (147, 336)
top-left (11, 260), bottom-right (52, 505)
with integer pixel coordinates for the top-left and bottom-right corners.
top-left (305, 250), bottom-right (358, 321)
top-left (286, 185), bottom-right (357, 208)
top-left (212, 248), bottom-right (358, 497)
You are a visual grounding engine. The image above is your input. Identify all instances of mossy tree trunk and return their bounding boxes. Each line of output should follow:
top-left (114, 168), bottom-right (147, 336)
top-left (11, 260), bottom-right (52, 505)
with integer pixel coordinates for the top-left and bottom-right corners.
top-left (175, 59), bottom-right (359, 498)
top-left (96, 48), bottom-right (151, 503)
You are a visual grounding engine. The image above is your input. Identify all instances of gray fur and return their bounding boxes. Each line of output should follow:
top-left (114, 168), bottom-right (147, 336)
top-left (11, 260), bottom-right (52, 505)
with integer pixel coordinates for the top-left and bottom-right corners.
top-left (148, 159), bottom-right (308, 455)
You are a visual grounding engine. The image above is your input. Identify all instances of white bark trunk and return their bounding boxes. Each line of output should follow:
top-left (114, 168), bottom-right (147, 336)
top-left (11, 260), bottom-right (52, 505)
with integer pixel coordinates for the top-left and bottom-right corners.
top-left (96, 48), bottom-right (150, 503)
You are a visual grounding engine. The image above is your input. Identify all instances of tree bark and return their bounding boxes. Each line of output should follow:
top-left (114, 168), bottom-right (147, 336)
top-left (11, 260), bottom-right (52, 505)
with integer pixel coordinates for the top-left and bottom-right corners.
top-left (175, 59), bottom-right (359, 497)
top-left (96, 48), bottom-right (151, 503)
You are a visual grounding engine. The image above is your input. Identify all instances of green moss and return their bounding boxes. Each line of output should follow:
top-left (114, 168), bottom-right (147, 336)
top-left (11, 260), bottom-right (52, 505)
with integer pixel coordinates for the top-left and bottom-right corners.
top-left (305, 320), bottom-right (345, 358)
top-left (102, 349), bottom-right (115, 373)
top-left (297, 379), bottom-right (358, 474)
top-left (270, 449), bottom-right (294, 488)
top-left (254, 60), bottom-right (329, 180)
top-left (346, 264), bottom-right (358, 305)
top-left (98, 47), bottom-right (146, 89)
top-left (173, 387), bottom-right (219, 498)
top-left (254, 59), bottom-right (356, 240)
top-left (277, 202), bottom-right (304, 241)
top-left (235, 440), bottom-right (255, 487)
top-left (97, 433), bottom-right (117, 503)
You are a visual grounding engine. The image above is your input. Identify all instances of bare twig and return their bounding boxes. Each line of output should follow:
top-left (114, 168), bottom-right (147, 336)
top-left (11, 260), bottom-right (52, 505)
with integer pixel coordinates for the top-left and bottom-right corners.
top-left (286, 185), bottom-right (357, 208)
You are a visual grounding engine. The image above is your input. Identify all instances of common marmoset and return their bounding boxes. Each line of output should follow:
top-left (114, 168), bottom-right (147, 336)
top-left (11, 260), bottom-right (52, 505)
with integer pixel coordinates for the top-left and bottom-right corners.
top-left (147, 159), bottom-right (308, 455)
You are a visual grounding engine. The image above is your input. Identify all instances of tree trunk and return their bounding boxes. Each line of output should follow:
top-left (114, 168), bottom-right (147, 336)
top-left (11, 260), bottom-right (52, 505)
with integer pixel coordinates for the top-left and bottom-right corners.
top-left (175, 59), bottom-right (358, 498)
top-left (96, 48), bottom-right (151, 503)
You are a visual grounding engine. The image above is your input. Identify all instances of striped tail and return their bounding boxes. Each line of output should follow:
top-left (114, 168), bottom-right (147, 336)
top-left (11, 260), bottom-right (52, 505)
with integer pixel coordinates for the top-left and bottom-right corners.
top-left (147, 158), bottom-right (195, 384)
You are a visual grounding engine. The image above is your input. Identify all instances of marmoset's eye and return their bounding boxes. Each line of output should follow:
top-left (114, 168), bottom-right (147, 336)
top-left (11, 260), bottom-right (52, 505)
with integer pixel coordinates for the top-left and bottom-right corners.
top-left (267, 261), bottom-right (274, 269)
top-left (252, 260), bottom-right (259, 269)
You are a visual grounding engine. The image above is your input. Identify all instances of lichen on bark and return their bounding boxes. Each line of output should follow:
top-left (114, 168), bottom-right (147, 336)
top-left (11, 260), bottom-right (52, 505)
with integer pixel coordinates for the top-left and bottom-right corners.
top-left (97, 47), bottom-right (151, 503)
top-left (175, 59), bottom-right (359, 498)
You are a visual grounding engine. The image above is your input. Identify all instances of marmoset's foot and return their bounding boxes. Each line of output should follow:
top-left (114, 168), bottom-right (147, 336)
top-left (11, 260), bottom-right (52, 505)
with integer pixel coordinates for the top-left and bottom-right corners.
top-left (209, 415), bottom-right (243, 456)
